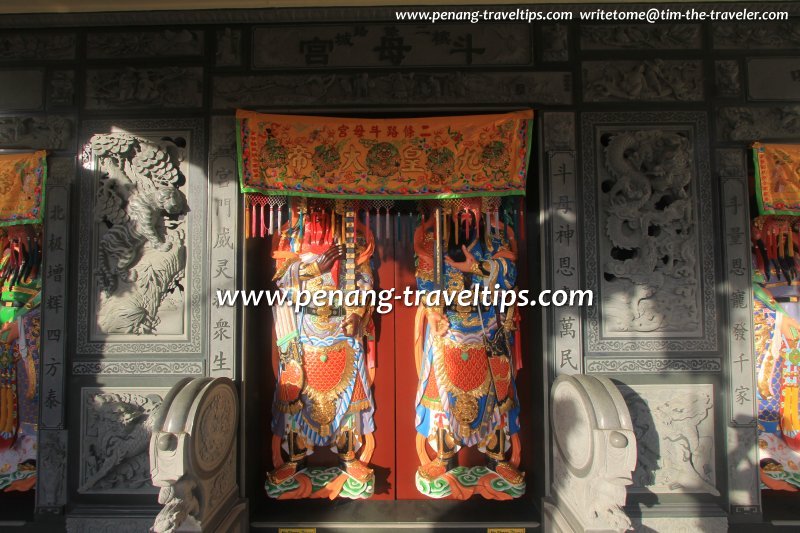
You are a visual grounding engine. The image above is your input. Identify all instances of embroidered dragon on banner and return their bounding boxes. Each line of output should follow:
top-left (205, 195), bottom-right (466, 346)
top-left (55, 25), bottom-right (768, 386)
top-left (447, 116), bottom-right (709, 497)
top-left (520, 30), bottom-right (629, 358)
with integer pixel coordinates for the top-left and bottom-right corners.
top-left (90, 133), bottom-right (188, 335)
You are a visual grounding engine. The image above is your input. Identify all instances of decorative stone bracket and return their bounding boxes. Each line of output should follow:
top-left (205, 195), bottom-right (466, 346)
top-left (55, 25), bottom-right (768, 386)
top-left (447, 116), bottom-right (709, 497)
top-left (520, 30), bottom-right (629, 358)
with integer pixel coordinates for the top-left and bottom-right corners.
top-left (543, 375), bottom-right (637, 533)
top-left (149, 377), bottom-right (247, 532)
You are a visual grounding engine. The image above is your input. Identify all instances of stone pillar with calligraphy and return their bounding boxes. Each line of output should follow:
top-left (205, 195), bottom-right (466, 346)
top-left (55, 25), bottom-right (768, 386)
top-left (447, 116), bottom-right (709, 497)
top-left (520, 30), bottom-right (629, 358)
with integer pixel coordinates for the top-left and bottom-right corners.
top-left (719, 148), bottom-right (760, 518)
top-left (35, 157), bottom-right (72, 514)
top-left (209, 117), bottom-right (238, 380)
top-left (543, 113), bottom-right (581, 377)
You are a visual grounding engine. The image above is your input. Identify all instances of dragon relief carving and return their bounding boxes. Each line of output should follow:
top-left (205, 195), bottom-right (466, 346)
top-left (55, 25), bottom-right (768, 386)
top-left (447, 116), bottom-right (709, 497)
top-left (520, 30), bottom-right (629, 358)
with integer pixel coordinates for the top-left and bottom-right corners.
top-left (599, 130), bottom-right (699, 334)
top-left (81, 392), bottom-right (163, 492)
top-left (623, 387), bottom-right (717, 495)
top-left (90, 133), bottom-right (188, 335)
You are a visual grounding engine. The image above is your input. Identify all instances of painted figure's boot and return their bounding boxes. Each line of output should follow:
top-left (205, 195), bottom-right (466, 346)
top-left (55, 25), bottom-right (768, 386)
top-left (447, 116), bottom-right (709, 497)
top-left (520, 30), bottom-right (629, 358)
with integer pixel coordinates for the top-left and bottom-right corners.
top-left (418, 426), bottom-right (458, 480)
top-left (484, 428), bottom-right (524, 485)
top-left (267, 431), bottom-right (308, 485)
top-left (337, 429), bottom-right (374, 483)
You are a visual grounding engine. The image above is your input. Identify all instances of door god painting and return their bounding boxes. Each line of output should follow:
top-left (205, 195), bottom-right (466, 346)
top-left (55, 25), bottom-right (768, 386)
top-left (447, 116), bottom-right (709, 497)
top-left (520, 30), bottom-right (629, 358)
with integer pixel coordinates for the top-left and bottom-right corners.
top-left (413, 198), bottom-right (526, 500)
top-left (266, 198), bottom-right (377, 500)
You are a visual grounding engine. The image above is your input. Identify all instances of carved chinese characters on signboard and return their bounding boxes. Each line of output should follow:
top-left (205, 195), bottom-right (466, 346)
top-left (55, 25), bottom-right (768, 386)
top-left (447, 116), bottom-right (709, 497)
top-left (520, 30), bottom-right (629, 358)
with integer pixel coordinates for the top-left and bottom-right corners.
top-left (88, 134), bottom-right (188, 337)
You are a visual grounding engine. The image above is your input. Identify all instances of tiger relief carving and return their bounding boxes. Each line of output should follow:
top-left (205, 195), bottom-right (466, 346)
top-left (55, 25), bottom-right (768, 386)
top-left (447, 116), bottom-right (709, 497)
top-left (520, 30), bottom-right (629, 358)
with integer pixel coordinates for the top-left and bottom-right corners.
top-left (89, 133), bottom-right (189, 335)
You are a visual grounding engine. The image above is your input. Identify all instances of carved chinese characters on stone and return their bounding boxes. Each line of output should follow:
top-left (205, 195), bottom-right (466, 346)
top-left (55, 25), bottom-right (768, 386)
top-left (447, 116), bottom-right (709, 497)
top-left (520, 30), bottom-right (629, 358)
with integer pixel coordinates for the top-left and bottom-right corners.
top-left (88, 134), bottom-right (189, 337)
top-left (80, 389), bottom-right (165, 493)
top-left (214, 71), bottom-right (571, 108)
top-left (252, 24), bottom-right (531, 68)
top-left (583, 60), bottom-right (703, 102)
top-left (621, 384), bottom-right (718, 495)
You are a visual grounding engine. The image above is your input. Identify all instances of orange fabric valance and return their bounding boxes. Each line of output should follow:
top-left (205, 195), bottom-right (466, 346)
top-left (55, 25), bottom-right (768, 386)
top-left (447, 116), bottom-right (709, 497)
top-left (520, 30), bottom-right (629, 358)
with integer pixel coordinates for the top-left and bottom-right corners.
top-left (237, 110), bottom-right (533, 200)
top-left (0, 151), bottom-right (46, 227)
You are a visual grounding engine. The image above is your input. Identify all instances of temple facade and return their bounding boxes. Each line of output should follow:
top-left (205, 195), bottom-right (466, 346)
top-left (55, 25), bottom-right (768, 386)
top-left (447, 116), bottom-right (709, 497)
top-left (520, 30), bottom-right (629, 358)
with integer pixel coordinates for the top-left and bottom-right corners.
top-left (0, 2), bottom-right (798, 531)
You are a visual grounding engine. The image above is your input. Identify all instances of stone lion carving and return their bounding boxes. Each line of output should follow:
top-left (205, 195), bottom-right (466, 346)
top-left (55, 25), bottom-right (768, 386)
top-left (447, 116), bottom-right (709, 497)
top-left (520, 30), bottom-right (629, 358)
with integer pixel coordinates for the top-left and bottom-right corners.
top-left (600, 130), bottom-right (699, 334)
top-left (90, 133), bottom-right (189, 335)
top-left (80, 392), bottom-right (162, 492)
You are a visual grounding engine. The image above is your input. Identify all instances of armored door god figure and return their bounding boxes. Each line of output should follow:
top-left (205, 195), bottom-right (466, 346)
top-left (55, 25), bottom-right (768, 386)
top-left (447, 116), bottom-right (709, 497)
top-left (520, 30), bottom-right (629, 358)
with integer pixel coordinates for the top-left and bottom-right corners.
top-left (413, 198), bottom-right (525, 500)
top-left (266, 199), bottom-right (377, 500)
top-left (0, 225), bottom-right (42, 492)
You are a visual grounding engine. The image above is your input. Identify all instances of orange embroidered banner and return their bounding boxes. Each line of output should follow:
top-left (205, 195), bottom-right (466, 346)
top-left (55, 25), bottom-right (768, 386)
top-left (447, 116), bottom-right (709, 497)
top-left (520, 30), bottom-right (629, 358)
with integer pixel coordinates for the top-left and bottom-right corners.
top-left (754, 142), bottom-right (800, 215)
top-left (0, 151), bottom-right (47, 227)
top-left (237, 110), bottom-right (533, 199)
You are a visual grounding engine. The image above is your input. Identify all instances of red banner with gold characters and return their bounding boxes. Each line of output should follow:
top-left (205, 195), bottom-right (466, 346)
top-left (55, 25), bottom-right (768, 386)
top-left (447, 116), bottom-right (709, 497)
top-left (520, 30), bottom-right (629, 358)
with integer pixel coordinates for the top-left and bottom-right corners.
top-left (0, 151), bottom-right (47, 227)
top-left (237, 110), bottom-right (533, 199)
top-left (754, 142), bottom-right (800, 215)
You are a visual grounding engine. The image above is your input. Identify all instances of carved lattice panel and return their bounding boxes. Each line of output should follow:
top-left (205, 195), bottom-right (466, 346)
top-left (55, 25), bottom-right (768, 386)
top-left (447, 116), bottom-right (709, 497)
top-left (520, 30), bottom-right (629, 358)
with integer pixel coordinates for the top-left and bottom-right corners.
top-left (582, 112), bottom-right (717, 354)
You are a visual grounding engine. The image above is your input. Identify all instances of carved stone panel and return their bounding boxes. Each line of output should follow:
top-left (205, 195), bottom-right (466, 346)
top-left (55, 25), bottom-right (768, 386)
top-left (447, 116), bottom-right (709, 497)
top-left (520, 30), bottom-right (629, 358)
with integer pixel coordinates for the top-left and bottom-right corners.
top-left (541, 24), bottom-right (568, 62)
top-left (252, 24), bottom-right (531, 68)
top-left (717, 106), bottom-right (800, 141)
top-left (746, 57), bottom-right (800, 101)
top-left (214, 71), bottom-right (571, 108)
top-left (582, 112), bottom-right (717, 353)
top-left (715, 60), bottom-right (741, 98)
top-left (85, 67), bottom-right (204, 110)
top-left (581, 24), bottom-right (702, 50)
top-left (713, 21), bottom-right (800, 49)
top-left (620, 383), bottom-right (719, 495)
top-left (583, 60), bottom-right (703, 102)
top-left (0, 115), bottom-right (75, 150)
top-left (48, 70), bottom-right (75, 108)
top-left (36, 429), bottom-right (68, 511)
top-left (215, 28), bottom-right (242, 67)
top-left (77, 119), bottom-right (205, 355)
top-left (543, 112), bottom-right (575, 152)
top-left (86, 29), bottom-right (204, 58)
top-left (79, 387), bottom-right (168, 494)
top-left (0, 32), bottom-right (76, 61)
top-left (0, 69), bottom-right (44, 111)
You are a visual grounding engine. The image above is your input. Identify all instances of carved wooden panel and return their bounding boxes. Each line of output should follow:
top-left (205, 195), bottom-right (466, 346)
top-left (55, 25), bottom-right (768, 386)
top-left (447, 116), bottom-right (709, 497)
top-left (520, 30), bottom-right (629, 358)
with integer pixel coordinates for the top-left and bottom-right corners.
top-left (85, 67), bottom-right (204, 110)
top-left (620, 383), bottom-right (719, 495)
top-left (582, 112), bottom-right (717, 353)
top-left (213, 71), bottom-right (571, 108)
top-left (79, 387), bottom-right (168, 494)
top-left (583, 60), bottom-right (703, 102)
top-left (215, 28), bottom-right (242, 67)
top-left (86, 29), bottom-right (204, 58)
top-left (717, 106), bottom-right (800, 141)
top-left (715, 60), bottom-right (741, 98)
top-left (48, 70), bottom-right (76, 108)
top-left (251, 23), bottom-right (531, 68)
top-left (713, 21), bottom-right (800, 49)
top-left (580, 24), bottom-right (702, 50)
top-left (0, 115), bottom-right (74, 150)
top-left (0, 32), bottom-right (76, 61)
top-left (76, 119), bottom-right (205, 355)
